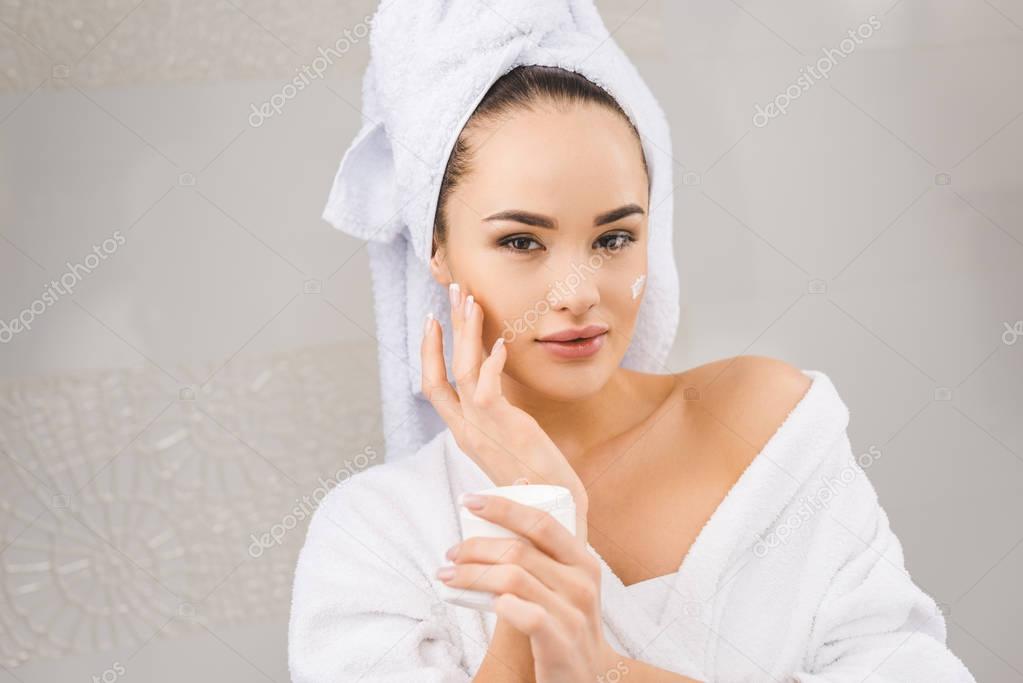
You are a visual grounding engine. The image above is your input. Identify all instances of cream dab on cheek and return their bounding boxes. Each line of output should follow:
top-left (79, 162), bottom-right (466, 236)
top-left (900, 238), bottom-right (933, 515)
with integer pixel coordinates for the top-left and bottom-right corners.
top-left (630, 274), bottom-right (646, 300)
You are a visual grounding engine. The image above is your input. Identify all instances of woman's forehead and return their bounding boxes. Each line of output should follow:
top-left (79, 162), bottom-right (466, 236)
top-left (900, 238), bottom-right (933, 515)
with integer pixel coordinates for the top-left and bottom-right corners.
top-left (458, 107), bottom-right (648, 211)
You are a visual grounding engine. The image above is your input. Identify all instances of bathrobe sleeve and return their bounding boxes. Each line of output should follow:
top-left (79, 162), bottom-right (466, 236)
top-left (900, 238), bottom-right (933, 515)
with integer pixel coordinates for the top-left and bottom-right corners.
top-left (288, 482), bottom-right (471, 683)
top-left (790, 467), bottom-right (975, 682)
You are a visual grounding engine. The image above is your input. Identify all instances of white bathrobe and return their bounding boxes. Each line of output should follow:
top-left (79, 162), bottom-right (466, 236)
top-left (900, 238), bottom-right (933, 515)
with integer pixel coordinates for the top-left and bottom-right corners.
top-left (288, 370), bottom-right (976, 681)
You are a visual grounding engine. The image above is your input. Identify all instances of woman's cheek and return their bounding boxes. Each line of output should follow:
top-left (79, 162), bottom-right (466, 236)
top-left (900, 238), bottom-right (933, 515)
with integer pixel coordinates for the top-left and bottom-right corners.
top-left (601, 264), bottom-right (645, 301)
top-left (629, 273), bottom-right (646, 300)
top-left (483, 306), bottom-right (524, 347)
top-left (595, 272), bottom-right (645, 340)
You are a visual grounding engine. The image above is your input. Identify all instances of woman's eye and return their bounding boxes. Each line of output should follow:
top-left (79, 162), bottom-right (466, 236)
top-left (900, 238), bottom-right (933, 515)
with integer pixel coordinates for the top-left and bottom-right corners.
top-left (498, 236), bottom-right (543, 253)
top-left (597, 232), bottom-right (636, 252)
top-left (498, 231), bottom-right (636, 255)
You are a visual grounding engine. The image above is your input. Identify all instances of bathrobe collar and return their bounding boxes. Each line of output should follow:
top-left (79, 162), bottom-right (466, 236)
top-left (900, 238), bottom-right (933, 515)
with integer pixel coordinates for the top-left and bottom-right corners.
top-left (442, 368), bottom-right (849, 676)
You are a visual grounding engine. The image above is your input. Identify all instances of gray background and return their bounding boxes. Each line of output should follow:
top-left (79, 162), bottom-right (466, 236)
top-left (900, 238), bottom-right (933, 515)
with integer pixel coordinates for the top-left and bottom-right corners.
top-left (1, 0), bottom-right (1021, 681)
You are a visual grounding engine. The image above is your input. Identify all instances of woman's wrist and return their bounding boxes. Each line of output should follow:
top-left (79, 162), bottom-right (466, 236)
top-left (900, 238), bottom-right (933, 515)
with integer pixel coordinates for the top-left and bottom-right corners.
top-left (599, 641), bottom-right (629, 681)
top-left (476, 616), bottom-right (535, 682)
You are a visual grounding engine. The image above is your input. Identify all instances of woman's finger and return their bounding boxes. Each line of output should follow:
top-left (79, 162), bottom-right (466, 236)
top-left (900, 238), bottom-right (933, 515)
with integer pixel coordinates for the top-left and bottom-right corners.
top-left (452, 293), bottom-right (482, 400)
top-left (448, 282), bottom-right (464, 335)
top-left (441, 562), bottom-right (577, 628)
top-left (420, 313), bottom-right (462, 424)
top-left (453, 535), bottom-right (577, 596)
top-left (492, 593), bottom-right (553, 639)
top-left (475, 335), bottom-right (506, 404)
top-left (466, 495), bottom-right (583, 567)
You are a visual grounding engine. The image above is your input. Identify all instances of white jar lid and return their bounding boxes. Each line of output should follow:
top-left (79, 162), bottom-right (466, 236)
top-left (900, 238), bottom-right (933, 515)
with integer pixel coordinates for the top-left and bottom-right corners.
top-left (472, 484), bottom-right (575, 512)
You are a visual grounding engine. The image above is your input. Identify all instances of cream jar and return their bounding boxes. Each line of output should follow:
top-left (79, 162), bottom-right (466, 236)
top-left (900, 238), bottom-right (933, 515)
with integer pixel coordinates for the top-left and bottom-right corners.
top-left (440, 484), bottom-right (577, 611)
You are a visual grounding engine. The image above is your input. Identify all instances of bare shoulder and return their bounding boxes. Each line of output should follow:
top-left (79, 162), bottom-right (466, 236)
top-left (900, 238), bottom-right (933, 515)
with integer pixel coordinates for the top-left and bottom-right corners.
top-left (676, 355), bottom-right (813, 457)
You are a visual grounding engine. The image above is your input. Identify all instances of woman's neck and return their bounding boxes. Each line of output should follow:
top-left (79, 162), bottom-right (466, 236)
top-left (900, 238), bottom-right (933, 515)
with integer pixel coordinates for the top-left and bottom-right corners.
top-left (501, 368), bottom-right (681, 470)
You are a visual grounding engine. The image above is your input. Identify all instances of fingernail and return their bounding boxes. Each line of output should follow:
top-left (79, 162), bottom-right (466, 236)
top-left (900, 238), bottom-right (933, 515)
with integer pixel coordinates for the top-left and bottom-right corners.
top-left (436, 566), bottom-right (455, 580)
top-left (424, 311), bottom-right (434, 335)
top-left (449, 283), bottom-right (460, 309)
top-left (491, 337), bottom-right (504, 354)
top-left (464, 294), bottom-right (474, 318)
top-left (445, 543), bottom-right (460, 560)
top-left (458, 493), bottom-right (486, 509)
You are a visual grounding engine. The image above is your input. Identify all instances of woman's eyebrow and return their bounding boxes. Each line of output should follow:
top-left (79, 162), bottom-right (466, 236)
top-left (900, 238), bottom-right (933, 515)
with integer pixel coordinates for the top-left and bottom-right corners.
top-left (482, 203), bottom-right (645, 230)
top-left (594, 203), bottom-right (645, 226)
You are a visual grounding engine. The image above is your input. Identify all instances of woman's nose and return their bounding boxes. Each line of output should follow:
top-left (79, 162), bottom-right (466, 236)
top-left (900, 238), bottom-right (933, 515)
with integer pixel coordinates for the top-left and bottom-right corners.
top-left (548, 253), bottom-right (601, 316)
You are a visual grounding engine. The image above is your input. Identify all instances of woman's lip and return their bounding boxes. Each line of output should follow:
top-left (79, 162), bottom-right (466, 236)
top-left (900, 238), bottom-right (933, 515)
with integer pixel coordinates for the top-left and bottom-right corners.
top-left (537, 325), bottom-right (608, 342)
top-left (535, 331), bottom-right (607, 359)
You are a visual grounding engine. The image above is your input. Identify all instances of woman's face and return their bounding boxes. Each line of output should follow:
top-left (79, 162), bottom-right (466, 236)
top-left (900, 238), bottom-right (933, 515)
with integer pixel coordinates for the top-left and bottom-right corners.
top-left (430, 101), bottom-right (650, 401)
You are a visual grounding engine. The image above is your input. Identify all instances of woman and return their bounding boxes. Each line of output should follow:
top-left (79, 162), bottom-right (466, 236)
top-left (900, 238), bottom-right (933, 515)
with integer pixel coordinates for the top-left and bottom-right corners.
top-left (419, 64), bottom-right (819, 679)
top-left (289, 3), bottom-right (975, 682)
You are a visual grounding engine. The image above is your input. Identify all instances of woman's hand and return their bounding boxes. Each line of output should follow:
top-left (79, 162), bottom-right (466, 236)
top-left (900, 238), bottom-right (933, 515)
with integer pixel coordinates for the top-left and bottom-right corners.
top-left (421, 282), bottom-right (589, 542)
top-left (437, 493), bottom-right (620, 683)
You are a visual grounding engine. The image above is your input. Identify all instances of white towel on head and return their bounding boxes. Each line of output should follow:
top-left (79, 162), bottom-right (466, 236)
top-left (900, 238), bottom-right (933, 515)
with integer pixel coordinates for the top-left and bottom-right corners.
top-left (321, 0), bottom-right (680, 462)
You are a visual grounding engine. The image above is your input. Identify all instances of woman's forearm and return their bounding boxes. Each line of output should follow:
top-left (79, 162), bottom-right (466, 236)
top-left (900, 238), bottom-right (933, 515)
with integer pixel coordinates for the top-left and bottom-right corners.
top-left (473, 616), bottom-right (536, 683)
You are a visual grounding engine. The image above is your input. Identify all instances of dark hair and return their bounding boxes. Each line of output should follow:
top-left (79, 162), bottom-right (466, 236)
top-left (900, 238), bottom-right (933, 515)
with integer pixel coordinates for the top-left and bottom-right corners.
top-left (430, 65), bottom-right (649, 257)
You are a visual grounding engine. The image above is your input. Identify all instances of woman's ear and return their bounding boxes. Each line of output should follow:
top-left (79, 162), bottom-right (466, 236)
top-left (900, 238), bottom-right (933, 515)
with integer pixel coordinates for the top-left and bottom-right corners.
top-left (429, 245), bottom-right (452, 286)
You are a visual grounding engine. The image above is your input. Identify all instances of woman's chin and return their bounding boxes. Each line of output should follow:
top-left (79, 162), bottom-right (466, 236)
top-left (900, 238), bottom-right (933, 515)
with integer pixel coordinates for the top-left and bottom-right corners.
top-left (518, 356), bottom-right (616, 398)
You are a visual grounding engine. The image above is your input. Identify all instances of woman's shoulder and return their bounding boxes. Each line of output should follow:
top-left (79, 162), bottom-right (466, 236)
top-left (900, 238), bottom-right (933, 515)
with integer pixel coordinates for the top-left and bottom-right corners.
top-left (672, 355), bottom-right (814, 458)
top-left (691, 353), bottom-right (810, 401)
